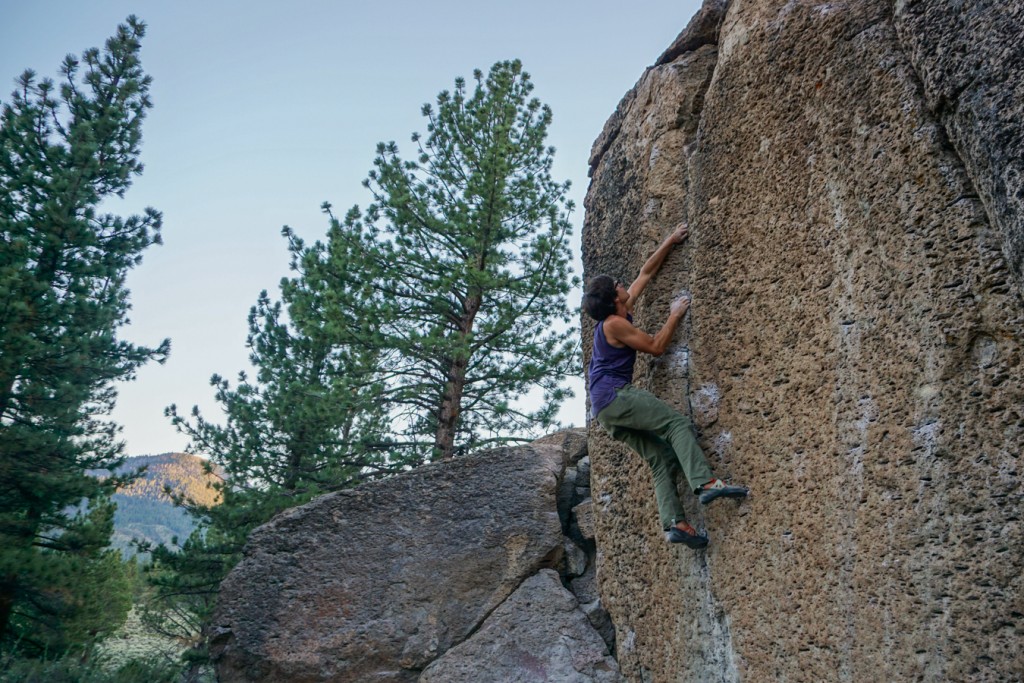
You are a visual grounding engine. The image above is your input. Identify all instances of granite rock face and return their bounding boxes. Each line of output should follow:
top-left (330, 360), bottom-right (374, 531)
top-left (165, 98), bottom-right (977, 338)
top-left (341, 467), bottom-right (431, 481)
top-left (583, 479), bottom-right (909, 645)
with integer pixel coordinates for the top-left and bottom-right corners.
top-left (211, 432), bottom-right (619, 682)
top-left (582, 1), bottom-right (1024, 682)
top-left (420, 570), bottom-right (621, 683)
top-left (893, 0), bottom-right (1024, 291)
top-left (211, 444), bottom-right (562, 682)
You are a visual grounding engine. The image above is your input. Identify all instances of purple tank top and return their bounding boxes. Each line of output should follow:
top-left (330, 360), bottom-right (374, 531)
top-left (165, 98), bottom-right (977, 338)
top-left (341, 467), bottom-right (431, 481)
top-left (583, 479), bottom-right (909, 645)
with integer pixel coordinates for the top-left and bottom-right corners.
top-left (588, 315), bottom-right (636, 418)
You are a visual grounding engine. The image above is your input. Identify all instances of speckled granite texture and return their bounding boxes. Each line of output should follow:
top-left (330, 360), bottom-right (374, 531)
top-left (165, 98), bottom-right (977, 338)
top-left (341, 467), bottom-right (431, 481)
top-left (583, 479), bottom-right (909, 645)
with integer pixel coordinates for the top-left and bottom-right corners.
top-left (582, 1), bottom-right (1024, 681)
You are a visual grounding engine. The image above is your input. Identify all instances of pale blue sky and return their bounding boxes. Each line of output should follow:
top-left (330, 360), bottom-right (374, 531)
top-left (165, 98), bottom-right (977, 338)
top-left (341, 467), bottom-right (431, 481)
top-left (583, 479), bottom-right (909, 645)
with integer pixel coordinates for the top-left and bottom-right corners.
top-left (1, 0), bottom-right (701, 455)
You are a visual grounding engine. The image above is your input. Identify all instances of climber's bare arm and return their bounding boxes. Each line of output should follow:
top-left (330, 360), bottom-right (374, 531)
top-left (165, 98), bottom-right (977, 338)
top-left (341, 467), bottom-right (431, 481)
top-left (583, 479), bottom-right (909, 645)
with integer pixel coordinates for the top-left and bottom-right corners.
top-left (604, 296), bottom-right (690, 356)
top-left (626, 222), bottom-right (689, 308)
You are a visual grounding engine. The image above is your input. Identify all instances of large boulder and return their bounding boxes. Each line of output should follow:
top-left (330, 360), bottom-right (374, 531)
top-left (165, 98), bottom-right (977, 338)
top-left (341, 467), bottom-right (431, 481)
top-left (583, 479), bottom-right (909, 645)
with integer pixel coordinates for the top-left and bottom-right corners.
top-left (582, 1), bottom-right (1024, 681)
top-left (419, 569), bottom-right (622, 683)
top-left (211, 444), bottom-right (566, 682)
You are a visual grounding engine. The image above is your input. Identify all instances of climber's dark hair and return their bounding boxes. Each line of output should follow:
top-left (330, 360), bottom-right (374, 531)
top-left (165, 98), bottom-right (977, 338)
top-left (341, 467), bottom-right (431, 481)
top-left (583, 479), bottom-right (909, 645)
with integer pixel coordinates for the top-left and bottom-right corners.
top-left (583, 274), bottom-right (618, 321)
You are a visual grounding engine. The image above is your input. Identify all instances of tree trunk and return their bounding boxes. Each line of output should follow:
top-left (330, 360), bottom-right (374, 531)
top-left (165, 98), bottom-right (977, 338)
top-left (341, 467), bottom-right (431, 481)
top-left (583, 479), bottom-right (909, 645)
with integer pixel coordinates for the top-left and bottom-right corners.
top-left (0, 578), bottom-right (15, 646)
top-left (433, 294), bottom-right (481, 460)
top-left (433, 356), bottom-right (469, 460)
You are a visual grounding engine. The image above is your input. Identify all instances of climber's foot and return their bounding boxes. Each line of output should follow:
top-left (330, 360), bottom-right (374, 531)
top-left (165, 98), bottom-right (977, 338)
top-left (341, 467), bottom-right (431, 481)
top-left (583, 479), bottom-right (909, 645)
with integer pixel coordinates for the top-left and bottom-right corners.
top-left (665, 522), bottom-right (708, 549)
top-left (698, 479), bottom-right (749, 505)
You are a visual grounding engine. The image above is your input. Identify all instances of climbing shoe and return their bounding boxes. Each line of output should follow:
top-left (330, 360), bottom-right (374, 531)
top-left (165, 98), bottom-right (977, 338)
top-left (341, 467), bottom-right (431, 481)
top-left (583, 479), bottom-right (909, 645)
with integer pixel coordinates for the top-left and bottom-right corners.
top-left (666, 523), bottom-right (709, 549)
top-left (698, 479), bottom-right (749, 505)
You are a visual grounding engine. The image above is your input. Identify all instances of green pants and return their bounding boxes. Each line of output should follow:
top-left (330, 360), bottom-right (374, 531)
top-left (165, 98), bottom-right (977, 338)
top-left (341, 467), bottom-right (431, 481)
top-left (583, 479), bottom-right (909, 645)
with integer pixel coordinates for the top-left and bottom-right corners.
top-left (597, 384), bottom-right (714, 530)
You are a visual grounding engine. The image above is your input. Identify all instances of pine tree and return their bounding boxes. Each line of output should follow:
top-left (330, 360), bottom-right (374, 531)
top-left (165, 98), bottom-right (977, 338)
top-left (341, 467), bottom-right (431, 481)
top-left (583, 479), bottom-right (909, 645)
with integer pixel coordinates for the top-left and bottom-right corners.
top-left (164, 223), bottom-right (406, 536)
top-left (149, 225), bottom-right (400, 661)
top-left (0, 16), bottom-right (166, 654)
top-left (334, 59), bottom-right (579, 460)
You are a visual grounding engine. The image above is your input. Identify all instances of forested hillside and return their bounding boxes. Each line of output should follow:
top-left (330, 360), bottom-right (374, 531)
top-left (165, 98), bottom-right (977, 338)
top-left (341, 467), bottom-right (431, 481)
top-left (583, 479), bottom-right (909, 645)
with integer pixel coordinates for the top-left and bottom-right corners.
top-left (97, 453), bottom-right (221, 556)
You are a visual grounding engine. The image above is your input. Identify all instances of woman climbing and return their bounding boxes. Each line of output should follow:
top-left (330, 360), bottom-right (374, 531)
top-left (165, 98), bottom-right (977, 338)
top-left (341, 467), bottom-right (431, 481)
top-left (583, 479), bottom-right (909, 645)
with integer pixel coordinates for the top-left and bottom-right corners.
top-left (583, 221), bottom-right (748, 548)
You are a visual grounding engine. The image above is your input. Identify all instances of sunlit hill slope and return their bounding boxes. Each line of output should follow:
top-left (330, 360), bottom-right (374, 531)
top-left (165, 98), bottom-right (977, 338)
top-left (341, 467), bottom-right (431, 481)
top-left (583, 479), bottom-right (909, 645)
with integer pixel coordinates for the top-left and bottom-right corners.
top-left (99, 453), bottom-right (221, 556)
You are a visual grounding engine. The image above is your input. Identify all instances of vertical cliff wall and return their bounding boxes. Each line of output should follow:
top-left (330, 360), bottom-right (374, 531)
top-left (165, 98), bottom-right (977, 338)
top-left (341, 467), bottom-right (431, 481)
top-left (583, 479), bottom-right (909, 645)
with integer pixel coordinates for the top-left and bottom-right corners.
top-left (581, 2), bottom-right (1024, 681)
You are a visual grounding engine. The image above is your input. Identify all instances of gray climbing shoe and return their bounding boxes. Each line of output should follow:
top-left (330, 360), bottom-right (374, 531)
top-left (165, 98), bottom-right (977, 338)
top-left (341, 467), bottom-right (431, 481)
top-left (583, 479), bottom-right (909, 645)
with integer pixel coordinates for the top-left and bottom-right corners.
top-left (666, 524), bottom-right (709, 549)
top-left (698, 479), bottom-right (749, 505)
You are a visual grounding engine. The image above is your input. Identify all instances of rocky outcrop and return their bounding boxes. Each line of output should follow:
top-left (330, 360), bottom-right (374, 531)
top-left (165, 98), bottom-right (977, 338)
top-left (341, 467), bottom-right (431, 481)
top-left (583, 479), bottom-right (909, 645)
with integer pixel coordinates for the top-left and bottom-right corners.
top-left (582, 1), bottom-right (1024, 682)
top-left (419, 570), bottom-right (620, 683)
top-left (893, 0), bottom-right (1024, 290)
top-left (211, 431), bottom-right (621, 682)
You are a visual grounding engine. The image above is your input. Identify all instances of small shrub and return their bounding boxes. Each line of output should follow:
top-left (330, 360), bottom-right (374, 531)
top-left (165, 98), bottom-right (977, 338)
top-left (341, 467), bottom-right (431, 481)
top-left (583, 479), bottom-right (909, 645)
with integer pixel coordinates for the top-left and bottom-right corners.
top-left (0, 652), bottom-right (181, 683)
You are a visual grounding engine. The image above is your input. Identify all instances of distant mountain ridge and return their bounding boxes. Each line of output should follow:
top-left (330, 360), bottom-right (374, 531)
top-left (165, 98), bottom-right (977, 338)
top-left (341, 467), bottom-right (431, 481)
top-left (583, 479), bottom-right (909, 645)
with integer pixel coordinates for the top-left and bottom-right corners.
top-left (97, 453), bottom-right (221, 556)
top-left (112, 452), bottom-right (221, 507)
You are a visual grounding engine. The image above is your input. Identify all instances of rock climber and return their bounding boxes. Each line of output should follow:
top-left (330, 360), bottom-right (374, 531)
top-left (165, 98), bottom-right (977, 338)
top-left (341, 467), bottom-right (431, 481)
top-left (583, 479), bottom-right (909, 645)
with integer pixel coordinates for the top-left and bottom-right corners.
top-left (583, 221), bottom-right (748, 548)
